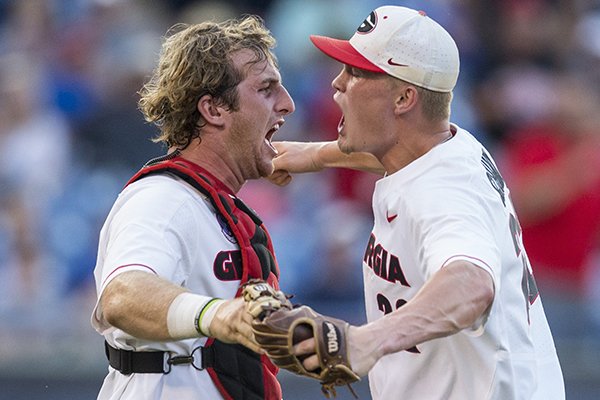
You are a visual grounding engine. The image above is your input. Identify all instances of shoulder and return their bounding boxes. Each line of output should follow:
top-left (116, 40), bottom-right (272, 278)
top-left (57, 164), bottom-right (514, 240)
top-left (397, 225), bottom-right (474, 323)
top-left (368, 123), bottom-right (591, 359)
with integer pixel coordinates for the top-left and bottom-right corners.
top-left (114, 173), bottom-right (211, 224)
top-left (384, 128), bottom-right (504, 218)
top-left (124, 173), bottom-right (206, 203)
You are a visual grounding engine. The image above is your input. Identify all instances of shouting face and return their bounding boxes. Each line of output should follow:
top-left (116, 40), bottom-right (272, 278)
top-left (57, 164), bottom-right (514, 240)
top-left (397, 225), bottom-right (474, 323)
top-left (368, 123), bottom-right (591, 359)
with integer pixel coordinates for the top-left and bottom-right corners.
top-left (332, 65), bottom-right (398, 158)
top-left (226, 49), bottom-right (295, 180)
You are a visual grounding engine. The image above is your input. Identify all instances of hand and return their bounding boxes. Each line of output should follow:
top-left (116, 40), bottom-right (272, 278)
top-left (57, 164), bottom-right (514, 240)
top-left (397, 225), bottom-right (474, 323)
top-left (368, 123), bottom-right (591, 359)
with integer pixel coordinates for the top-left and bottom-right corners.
top-left (293, 325), bottom-right (378, 378)
top-left (208, 297), bottom-right (263, 354)
top-left (266, 141), bottom-right (327, 187)
top-left (266, 169), bottom-right (293, 187)
top-left (272, 141), bottom-right (324, 174)
top-left (251, 305), bottom-right (360, 397)
top-left (271, 140), bottom-right (386, 177)
top-left (242, 279), bottom-right (293, 319)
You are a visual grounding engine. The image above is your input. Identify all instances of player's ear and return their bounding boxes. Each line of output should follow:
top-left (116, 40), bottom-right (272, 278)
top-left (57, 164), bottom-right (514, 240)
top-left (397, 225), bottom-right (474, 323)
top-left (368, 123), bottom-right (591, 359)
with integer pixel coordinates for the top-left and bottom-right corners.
top-left (197, 95), bottom-right (226, 128)
top-left (393, 85), bottom-right (417, 115)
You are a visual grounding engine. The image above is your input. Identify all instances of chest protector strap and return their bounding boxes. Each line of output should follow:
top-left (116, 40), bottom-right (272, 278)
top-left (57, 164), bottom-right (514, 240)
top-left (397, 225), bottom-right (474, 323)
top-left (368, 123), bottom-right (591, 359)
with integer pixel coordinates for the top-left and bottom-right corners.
top-left (126, 153), bottom-right (281, 400)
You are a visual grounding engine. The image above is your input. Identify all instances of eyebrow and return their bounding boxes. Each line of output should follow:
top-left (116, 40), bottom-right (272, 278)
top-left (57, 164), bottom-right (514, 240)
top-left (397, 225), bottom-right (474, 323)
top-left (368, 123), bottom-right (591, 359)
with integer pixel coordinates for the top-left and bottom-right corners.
top-left (261, 76), bottom-right (281, 85)
top-left (345, 64), bottom-right (387, 79)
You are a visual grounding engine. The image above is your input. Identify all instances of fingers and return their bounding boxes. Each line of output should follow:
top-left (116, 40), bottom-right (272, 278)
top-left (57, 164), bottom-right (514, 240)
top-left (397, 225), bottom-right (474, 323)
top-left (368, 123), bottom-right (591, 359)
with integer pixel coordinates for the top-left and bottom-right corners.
top-left (293, 338), bottom-right (320, 371)
top-left (267, 169), bottom-right (292, 186)
top-left (272, 141), bottom-right (288, 156)
top-left (293, 337), bottom-right (316, 356)
top-left (237, 335), bottom-right (265, 354)
top-left (209, 298), bottom-right (262, 352)
top-left (227, 306), bottom-right (265, 354)
top-left (301, 354), bottom-right (320, 371)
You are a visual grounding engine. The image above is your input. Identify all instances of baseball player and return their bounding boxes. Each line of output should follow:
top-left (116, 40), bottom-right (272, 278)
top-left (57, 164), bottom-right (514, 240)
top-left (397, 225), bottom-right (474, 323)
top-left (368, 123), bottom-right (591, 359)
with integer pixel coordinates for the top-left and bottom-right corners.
top-left (267, 6), bottom-right (565, 400)
top-left (91, 16), bottom-right (294, 400)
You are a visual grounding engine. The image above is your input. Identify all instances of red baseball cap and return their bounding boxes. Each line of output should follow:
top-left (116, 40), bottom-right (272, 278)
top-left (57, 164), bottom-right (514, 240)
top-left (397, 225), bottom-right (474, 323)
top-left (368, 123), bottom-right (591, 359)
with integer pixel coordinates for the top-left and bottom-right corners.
top-left (310, 6), bottom-right (460, 92)
top-left (309, 36), bottom-right (385, 74)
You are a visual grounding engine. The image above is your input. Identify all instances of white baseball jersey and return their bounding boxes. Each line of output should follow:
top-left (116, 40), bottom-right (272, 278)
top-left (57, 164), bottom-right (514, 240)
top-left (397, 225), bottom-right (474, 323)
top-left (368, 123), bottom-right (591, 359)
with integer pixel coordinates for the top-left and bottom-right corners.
top-left (92, 173), bottom-right (241, 400)
top-left (363, 125), bottom-right (565, 400)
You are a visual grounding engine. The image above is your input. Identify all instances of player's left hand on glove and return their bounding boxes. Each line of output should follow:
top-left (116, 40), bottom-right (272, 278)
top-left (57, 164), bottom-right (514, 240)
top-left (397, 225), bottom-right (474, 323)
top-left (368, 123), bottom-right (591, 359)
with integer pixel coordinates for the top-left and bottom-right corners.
top-left (251, 305), bottom-right (360, 398)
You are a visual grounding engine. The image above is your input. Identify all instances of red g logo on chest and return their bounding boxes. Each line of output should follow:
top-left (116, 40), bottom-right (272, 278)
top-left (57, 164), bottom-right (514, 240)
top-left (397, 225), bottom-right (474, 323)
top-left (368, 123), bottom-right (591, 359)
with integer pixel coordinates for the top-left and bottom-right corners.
top-left (214, 250), bottom-right (243, 281)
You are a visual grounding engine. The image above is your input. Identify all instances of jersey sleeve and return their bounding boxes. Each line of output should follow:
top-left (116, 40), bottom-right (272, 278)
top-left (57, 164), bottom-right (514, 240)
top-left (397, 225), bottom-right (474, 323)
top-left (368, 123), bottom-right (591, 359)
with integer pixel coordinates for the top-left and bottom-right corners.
top-left (405, 177), bottom-right (503, 333)
top-left (92, 179), bottom-right (200, 332)
top-left (409, 182), bottom-right (500, 274)
top-left (99, 222), bottom-right (183, 289)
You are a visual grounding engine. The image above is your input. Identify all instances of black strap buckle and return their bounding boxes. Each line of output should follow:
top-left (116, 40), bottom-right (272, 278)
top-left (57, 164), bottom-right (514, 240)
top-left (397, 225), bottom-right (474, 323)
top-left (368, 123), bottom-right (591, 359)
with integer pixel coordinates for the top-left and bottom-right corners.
top-left (168, 355), bottom-right (194, 365)
top-left (164, 346), bottom-right (204, 374)
top-left (105, 341), bottom-right (208, 375)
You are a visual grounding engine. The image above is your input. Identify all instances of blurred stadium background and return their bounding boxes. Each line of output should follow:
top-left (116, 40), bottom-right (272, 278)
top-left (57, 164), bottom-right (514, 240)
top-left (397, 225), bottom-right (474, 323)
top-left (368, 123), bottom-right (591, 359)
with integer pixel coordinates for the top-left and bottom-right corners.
top-left (1, 0), bottom-right (600, 399)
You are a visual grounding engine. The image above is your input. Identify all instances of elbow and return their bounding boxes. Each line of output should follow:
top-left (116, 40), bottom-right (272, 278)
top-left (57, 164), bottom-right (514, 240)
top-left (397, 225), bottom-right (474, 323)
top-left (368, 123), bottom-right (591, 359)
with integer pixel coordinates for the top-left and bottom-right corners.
top-left (479, 280), bottom-right (495, 311)
top-left (461, 277), bottom-right (495, 332)
top-left (102, 298), bottom-right (122, 329)
top-left (101, 279), bottom-right (129, 329)
top-left (454, 269), bottom-right (495, 332)
top-left (470, 266), bottom-right (495, 320)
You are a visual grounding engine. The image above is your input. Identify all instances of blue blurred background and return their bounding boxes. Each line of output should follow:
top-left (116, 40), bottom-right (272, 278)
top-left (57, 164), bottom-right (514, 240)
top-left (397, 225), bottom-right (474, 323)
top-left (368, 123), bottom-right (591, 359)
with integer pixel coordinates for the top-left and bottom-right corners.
top-left (1, 0), bottom-right (600, 399)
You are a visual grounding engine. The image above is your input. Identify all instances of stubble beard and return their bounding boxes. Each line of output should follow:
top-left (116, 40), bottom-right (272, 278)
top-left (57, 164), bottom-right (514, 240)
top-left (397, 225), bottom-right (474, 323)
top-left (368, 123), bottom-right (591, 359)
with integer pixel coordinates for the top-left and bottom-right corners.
top-left (230, 117), bottom-right (273, 181)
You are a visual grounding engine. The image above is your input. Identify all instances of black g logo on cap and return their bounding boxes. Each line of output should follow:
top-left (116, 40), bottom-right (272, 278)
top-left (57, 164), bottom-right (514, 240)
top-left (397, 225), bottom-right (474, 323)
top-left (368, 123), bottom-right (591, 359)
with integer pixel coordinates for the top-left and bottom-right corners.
top-left (357, 10), bottom-right (377, 33)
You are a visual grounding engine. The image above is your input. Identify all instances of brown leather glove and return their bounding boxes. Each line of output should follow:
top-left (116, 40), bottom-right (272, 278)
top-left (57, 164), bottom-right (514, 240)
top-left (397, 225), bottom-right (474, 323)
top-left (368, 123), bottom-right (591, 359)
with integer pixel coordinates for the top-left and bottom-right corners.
top-left (251, 305), bottom-right (360, 398)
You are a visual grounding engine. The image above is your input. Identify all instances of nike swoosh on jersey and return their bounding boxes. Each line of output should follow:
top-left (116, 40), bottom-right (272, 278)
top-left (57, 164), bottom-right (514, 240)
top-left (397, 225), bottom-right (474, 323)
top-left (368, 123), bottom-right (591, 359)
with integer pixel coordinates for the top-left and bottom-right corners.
top-left (387, 58), bottom-right (408, 67)
top-left (386, 212), bottom-right (398, 223)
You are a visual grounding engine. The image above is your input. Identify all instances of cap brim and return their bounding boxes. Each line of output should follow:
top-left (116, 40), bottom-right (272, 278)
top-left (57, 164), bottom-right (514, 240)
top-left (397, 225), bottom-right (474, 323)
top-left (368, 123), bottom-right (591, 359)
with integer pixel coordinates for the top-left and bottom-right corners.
top-left (310, 35), bottom-right (385, 73)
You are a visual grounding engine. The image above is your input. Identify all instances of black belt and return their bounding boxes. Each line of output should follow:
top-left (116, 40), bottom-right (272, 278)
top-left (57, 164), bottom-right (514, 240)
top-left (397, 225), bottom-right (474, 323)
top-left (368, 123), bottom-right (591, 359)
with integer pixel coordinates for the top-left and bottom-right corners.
top-left (105, 341), bottom-right (215, 375)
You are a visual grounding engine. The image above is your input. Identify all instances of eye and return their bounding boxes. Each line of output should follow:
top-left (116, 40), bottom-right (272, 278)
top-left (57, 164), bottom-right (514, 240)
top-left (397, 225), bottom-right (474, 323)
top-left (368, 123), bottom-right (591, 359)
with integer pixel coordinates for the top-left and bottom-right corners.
top-left (345, 66), bottom-right (363, 77)
top-left (259, 84), bottom-right (274, 95)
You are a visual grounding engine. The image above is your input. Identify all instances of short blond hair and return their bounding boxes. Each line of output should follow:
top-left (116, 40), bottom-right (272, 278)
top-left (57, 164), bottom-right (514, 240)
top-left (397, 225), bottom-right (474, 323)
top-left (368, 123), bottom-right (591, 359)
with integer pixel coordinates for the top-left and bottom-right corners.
top-left (415, 86), bottom-right (453, 121)
top-left (389, 76), bottom-right (452, 121)
top-left (138, 16), bottom-right (277, 148)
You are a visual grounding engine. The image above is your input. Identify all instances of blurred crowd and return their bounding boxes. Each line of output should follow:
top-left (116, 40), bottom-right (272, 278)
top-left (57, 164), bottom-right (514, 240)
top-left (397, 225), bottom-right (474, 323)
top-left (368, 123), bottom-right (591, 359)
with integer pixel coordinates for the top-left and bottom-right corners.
top-left (1, 0), bottom-right (600, 391)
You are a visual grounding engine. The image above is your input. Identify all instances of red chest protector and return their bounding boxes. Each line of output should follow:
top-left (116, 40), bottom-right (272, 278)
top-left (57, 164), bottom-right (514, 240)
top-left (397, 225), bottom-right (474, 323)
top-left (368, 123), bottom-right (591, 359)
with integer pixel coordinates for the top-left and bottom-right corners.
top-left (127, 153), bottom-right (282, 400)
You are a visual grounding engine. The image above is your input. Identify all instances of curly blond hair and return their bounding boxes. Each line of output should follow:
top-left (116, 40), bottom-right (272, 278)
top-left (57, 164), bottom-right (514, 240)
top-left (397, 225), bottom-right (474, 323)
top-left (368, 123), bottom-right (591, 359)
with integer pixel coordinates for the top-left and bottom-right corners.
top-left (138, 16), bottom-right (277, 148)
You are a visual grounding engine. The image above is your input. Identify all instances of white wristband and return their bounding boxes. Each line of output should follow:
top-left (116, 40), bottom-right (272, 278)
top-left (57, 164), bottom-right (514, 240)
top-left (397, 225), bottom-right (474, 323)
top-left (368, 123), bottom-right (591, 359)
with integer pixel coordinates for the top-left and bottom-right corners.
top-left (199, 299), bottom-right (226, 337)
top-left (166, 292), bottom-right (212, 340)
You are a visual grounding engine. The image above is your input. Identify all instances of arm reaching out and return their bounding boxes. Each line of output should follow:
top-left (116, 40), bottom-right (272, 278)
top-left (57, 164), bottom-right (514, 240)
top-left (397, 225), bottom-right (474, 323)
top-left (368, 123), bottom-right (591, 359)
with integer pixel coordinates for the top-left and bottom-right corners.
top-left (268, 141), bottom-right (385, 186)
top-left (293, 260), bottom-right (494, 377)
top-left (100, 270), bottom-right (262, 353)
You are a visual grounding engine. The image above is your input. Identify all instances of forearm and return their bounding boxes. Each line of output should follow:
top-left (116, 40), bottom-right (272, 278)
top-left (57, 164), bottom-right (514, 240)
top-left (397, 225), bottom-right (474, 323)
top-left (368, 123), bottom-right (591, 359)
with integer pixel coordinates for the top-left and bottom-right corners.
top-left (273, 141), bottom-right (385, 175)
top-left (100, 270), bottom-right (260, 352)
top-left (100, 270), bottom-right (188, 340)
top-left (354, 261), bottom-right (494, 364)
top-left (315, 141), bottom-right (385, 174)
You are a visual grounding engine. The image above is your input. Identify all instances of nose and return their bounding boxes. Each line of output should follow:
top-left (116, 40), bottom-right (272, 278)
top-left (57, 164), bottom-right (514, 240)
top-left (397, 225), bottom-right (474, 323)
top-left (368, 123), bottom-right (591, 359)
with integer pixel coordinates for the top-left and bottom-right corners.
top-left (278, 86), bottom-right (295, 116)
top-left (331, 67), bottom-right (346, 92)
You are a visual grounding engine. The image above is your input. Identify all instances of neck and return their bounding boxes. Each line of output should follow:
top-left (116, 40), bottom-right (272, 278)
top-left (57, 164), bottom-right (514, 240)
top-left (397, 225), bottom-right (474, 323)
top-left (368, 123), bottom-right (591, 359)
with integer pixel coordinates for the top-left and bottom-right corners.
top-left (380, 121), bottom-right (453, 174)
top-left (174, 143), bottom-right (244, 194)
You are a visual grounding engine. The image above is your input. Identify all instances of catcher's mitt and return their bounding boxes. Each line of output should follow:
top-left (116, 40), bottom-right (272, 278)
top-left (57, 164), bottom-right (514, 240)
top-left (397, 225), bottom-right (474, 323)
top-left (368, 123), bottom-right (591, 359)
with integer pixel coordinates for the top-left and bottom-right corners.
top-left (251, 305), bottom-right (360, 398)
top-left (241, 279), bottom-right (293, 320)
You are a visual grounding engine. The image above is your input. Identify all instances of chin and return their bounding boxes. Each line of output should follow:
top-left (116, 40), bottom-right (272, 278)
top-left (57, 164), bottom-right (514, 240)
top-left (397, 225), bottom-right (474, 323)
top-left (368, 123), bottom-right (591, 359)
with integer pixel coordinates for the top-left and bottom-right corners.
top-left (337, 137), bottom-right (353, 155)
top-left (258, 161), bottom-right (275, 178)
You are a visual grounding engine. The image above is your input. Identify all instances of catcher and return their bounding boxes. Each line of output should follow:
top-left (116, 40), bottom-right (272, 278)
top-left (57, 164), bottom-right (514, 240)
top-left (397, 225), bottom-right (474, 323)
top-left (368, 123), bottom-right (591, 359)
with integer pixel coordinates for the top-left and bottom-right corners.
top-left (258, 6), bottom-right (565, 400)
top-left (91, 16), bottom-right (295, 400)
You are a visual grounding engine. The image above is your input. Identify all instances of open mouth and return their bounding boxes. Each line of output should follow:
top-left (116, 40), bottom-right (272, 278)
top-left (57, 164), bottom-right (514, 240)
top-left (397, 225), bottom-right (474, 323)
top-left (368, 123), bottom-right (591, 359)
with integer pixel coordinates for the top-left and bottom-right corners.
top-left (265, 121), bottom-right (283, 153)
top-left (337, 115), bottom-right (345, 134)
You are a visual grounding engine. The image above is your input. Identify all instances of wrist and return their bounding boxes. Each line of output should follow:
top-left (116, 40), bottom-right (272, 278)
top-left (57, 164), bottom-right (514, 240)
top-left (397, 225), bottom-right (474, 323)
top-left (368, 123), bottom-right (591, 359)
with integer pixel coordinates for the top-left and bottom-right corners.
top-left (314, 141), bottom-right (333, 171)
top-left (166, 292), bottom-right (213, 340)
top-left (198, 298), bottom-right (226, 337)
top-left (347, 324), bottom-right (382, 377)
